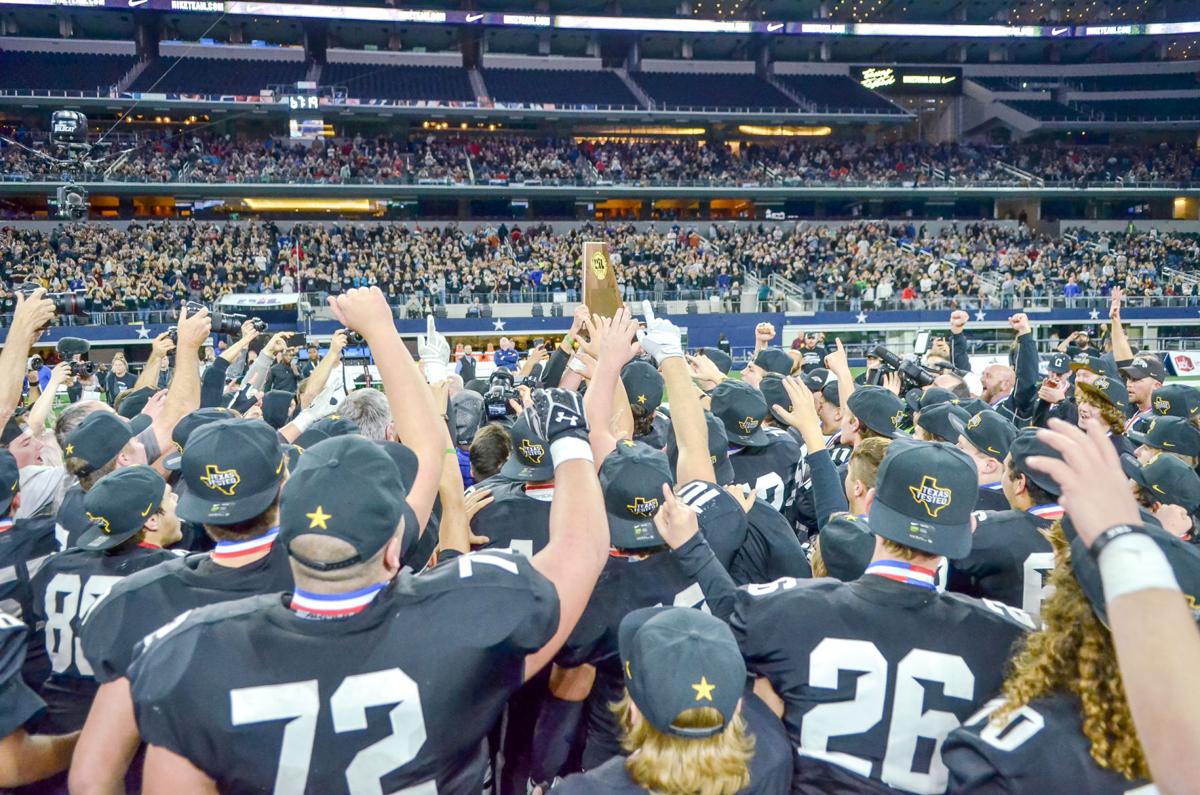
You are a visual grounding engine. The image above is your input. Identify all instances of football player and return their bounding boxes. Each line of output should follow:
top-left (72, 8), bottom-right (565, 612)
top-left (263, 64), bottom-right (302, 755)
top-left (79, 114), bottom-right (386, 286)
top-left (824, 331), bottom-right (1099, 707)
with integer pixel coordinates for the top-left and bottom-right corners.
top-left (711, 380), bottom-right (801, 514)
top-left (663, 440), bottom-right (1033, 793)
top-left (469, 413), bottom-right (554, 558)
top-left (0, 449), bottom-right (56, 683)
top-left (29, 466), bottom-right (180, 735)
top-left (954, 410), bottom-right (1018, 512)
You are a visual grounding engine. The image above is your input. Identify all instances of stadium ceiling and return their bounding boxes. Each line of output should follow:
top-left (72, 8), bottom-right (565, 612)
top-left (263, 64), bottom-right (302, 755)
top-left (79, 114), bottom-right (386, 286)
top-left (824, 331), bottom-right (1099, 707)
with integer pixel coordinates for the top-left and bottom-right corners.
top-left (1, 0), bottom-right (1198, 38)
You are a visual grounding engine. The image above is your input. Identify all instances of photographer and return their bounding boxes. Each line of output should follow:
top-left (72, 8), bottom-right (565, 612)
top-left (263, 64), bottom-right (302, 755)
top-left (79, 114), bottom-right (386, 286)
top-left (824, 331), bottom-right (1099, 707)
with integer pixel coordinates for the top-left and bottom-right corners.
top-left (263, 346), bottom-right (301, 394)
top-left (102, 356), bottom-right (136, 407)
top-left (0, 289), bottom-right (56, 431)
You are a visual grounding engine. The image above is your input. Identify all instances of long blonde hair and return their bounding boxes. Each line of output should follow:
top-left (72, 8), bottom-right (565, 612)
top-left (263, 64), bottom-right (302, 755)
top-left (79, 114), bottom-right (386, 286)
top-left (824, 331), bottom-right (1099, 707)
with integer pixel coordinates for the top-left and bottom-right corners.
top-left (612, 690), bottom-right (755, 795)
top-left (993, 521), bottom-right (1149, 780)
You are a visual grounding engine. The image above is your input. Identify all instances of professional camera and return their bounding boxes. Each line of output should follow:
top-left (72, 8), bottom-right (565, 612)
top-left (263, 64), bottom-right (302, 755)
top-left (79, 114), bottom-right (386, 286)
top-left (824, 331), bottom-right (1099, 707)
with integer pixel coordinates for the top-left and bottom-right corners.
top-left (483, 369), bottom-right (518, 421)
top-left (344, 330), bottom-right (366, 346)
top-left (870, 344), bottom-right (936, 391)
top-left (213, 311), bottom-right (266, 337)
top-left (69, 360), bottom-right (95, 378)
top-left (54, 184), bottom-right (89, 221)
top-left (27, 355), bottom-right (43, 372)
top-left (15, 282), bottom-right (86, 316)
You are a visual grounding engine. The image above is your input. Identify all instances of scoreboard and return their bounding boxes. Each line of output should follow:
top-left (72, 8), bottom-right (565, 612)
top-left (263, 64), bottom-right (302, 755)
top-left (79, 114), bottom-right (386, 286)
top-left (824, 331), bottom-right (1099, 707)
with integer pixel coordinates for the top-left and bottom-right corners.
top-left (852, 66), bottom-right (963, 95)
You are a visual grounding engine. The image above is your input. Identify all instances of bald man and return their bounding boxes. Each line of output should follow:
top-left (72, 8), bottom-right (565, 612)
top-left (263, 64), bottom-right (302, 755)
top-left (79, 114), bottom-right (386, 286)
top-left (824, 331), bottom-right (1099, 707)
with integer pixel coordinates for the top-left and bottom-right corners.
top-left (981, 364), bottom-right (1015, 409)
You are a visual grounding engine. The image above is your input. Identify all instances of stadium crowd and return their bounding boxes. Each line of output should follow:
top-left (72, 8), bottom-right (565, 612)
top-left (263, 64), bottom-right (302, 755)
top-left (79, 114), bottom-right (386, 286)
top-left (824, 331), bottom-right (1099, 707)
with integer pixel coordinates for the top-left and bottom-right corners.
top-left (3, 131), bottom-right (1198, 186)
top-left (0, 277), bottom-right (1199, 793)
top-left (2, 221), bottom-right (1199, 322)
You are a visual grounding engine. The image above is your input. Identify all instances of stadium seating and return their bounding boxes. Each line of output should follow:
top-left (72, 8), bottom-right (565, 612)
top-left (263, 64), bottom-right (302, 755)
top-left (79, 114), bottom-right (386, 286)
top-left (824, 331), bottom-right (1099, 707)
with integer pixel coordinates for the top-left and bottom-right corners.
top-left (1004, 100), bottom-right (1094, 121)
top-left (777, 74), bottom-right (904, 114)
top-left (321, 63), bottom-right (475, 103)
top-left (632, 72), bottom-right (797, 111)
top-left (1067, 73), bottom-right (1200, 91)
top-left (0, 50), bottom-right (136, 92)
top-left (129, 57), bottom-right (307, 95)
top-left (1076, 99), bottom-right (1200, 121)
top-left (483, 68), bottom-right (639, 108)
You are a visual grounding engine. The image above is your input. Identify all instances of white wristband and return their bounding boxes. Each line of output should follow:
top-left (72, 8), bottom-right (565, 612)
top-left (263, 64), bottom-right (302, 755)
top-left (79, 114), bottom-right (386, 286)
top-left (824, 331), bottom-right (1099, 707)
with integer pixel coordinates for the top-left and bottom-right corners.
top-left (1099, 532), bottom-right (1181, 603)
top-left (289, 410), bottom-right (318, 434)
top-left (550, 437), bottom-right (593, 467)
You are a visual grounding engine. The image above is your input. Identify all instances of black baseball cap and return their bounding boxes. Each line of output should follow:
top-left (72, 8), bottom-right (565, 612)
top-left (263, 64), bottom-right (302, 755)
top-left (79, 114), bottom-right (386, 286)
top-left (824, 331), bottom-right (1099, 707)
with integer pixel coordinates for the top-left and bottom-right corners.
top-left (1007, 428), bottom-right (1065, 497)
top-left (868, 439), bottom-right (978, 558)
top-left (1077, 374), bottom-right (1128, 412)
top-left (280, 435), bottom-right (415, 572)
top-left (759, 375), bottom-right (792, 417)
top-left (78, 465), bottom-right (165, 551)
top-left (846, 386), bottom-right (906, 439)
top-left (618, 607), bottom-right (745, 739)
top-left (1045, 352), bottom-right (1071, 375)
top-left (1120, 354), bottom-right (1167, 382)
top-left (1152, 384), bottom-right (1200, 419)
top-left (1066, 520), bottom-right (1200, 627)
top-left (1069, 352), bottom-right (1106, 375)
top-left (500, 413), bottom-right (554, 482)
top-left (164, 407), bottom-right (235, 471)
top-left (951, 397), bottom-right (991, 417)
top-left (63, 411), bottom-right (152, 476)
top-left (915, 402), bottom-right (970, 443)
top-left (622, 360), bottom-right (664, 413)
top-left (819, 512), bottom-right (874, 581)
top-left (955, 410), bottom-right (1018, 463)
top-left (116, 387), bottom-right (155, 420)
top-left (449, 391), bottom-right (484, 447)
top-left (911, 386), bottom-right (955, 415)
top-left (752, 348), bottom-right (792, 377)
top-left (599, 440), bottom-right (675, 550)
top-left (1129, 416), bottom-right (1200, 458)
top-left (294, 415), bottom-right (360, 449)
top-left (821, 380), bottom-right (841, 408)
top-left (665, 411), bottom-right (735, 486)
top-left (176, 419), bottom-right (285, 525)
top-left (805, 368), bottom-right (834, 393)
top-left (0, 415), bottom-right (24, 446)
top-left (1122, 454), bottom-right (1200, 512)
top-left (699, 348), bottom-right (733, 375)
top-left (261, 390), bottom-right (296, 430)
top-left (0, 450), bottom-right (18, 516)
top-left (710, 380), bottom-right (769, 447)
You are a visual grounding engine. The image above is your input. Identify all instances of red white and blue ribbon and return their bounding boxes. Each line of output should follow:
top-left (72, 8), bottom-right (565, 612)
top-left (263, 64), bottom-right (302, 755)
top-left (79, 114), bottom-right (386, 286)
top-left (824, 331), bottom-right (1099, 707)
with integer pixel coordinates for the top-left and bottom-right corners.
top-left (0, 518), bottom-right (14, 534)
top-left (1027, 504), bottom-right (1064, 521)
top-left (1125, 409), bottom-right (1152, 434)
top-left (211, 527), bottom-right (278, 561)
top-left (290, 583), bottom-right (386, 619)
top-left (865, 561), bottom-right (937, 591)
top-left (524, 483), bottom-right (556, 503)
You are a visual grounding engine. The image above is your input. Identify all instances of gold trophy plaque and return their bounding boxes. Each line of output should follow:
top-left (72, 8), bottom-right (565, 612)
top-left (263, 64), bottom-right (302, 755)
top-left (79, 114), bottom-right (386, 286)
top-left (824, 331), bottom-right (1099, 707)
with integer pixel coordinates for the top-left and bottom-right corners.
top-left (582, 241), bottom-right (623, 318)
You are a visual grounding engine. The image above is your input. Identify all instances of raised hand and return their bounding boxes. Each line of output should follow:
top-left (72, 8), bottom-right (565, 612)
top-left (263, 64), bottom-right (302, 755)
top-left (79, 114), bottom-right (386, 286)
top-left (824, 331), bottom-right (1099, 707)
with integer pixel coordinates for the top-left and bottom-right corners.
top-left (824, 337), bottom-right (850, 374)
top-left (652, 482), bottom-right (701, 550)
top-left (596, 306), bottom-right (641, 368)
top-left (417, 315), bottom-right (451, 383)
top-left (11, 287), bottom-right (56, 337)
top-left (685, 353), bottom-right (725, 386)
top-left (175, 302), bottom-right (213, 350)
top-left (527, 388), bottom-right (590, 444)
top-left (327, 286), bottom-right (395, 341)
top-left (1110, 286), bottom-right (1124, 323)
top-left (949, 309), bottom-right (969, 334)
top-left (635, 300), bottom-right (683, 364)
top-left (1008, 312), bottom-right (1032, 336)
top-left (755, 322), bottom-right (776, 346)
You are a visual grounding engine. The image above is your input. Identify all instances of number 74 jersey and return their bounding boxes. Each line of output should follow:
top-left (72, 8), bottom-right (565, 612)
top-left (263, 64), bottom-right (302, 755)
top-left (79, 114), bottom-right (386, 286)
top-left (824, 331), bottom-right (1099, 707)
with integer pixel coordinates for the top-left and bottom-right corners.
top-left (731, 573), bottom-right (1031, 795)
top-left (127, 551), bottom-right (560, 795)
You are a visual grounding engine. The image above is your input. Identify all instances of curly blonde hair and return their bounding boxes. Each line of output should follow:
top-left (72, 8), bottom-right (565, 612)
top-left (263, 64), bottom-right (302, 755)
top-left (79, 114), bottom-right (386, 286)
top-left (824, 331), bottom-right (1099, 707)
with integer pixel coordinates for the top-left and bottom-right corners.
top-left (993, 521), bottom-right (1149, 781)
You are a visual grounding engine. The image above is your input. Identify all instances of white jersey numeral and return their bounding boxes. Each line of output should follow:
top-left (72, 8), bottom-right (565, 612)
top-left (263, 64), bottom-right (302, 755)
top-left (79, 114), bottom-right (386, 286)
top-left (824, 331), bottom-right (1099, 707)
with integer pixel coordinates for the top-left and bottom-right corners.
top-left (43, 573), bottom-right (121, 675)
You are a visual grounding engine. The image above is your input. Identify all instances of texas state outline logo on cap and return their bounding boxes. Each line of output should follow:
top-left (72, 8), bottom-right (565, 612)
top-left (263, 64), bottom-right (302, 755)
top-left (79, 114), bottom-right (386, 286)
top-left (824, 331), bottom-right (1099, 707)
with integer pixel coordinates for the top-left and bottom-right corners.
top-left (737, 416), bottom-right (760, 433)
top-left (85, 512), bottom-right (111, 535)
top-left (909, 475), bottom-right (952, 518)
top-left (891, 410), bottom-right (905, 428)
top-left (627, 496), bottom-right (660, 518)
top-left (200, 465), bottom-right (241, 496)
top-left (1155, 396), bottom-right (1172, 414)
top-left (518, 439), bottom-right (545, 463)
top-left (967, 413), bottom-right (983, 430)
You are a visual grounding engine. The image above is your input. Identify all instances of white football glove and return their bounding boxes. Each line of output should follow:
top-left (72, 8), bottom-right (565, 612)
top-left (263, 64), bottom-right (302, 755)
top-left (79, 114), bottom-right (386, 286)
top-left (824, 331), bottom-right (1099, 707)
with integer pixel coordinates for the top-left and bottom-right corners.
top-left (636, 300), bottom-right (684, 364)
top-left (417, 314), bottom-right (451, 383)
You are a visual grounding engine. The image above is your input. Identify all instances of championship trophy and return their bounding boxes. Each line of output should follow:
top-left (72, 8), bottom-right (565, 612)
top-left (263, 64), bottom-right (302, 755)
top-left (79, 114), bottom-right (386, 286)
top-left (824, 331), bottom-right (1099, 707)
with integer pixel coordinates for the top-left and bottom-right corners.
top-left (582, 241), bottom-right (623, 318)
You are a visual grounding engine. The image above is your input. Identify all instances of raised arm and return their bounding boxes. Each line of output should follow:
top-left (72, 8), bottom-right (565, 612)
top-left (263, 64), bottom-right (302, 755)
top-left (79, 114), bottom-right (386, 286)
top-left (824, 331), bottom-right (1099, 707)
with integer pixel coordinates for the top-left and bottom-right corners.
top-left (328, 291), bottom-right (444, 530)
top-left (582, 309), bottom-right (640, 466)
top-left (298, 330), bottom-right (346, 410)
top-left (25, 362), bottom-right (69, 439)
top-left (523, 389), bottom-right (609, 680)
top-left (150, 304), bottom-right (210, 455)
top-left (772, 376), bottom-right (848, 524)
top-left (948, 309), bottom-right (971, 372)
top-left (824, 337), bottom-right (856, 409)
top-left (133, 333), bottom-right (174, 394)
top-left (1009, 313), bottom-right (1040, 423)
top-left (648, 305), bottom-right (713, 484)
top-left (0, 289), bottom-right (55, 429)
top-left (1109, 287), bottom-right (1135, 363)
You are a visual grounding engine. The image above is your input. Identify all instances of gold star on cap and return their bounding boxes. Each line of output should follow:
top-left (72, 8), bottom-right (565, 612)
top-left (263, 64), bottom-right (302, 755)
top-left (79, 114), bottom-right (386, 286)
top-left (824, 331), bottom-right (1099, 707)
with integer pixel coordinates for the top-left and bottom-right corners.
top-left (65, 443), bottom-right (74, 456)
top-left (306, 505), bottom-right (332, 530)
top-left (692, 676), bottom-right (716, 702)
top-left (637, 394), bottom-right (647, 405)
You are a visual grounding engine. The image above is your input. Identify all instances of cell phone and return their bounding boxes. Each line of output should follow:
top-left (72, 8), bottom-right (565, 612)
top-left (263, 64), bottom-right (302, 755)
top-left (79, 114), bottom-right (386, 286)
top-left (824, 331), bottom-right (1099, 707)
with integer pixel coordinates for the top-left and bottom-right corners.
top-left (285, 333), bottom-right (307, 348)
top-left (532, 338), bottom-right (545, 348)
top-left (914, 330), bottom-right (931, 356)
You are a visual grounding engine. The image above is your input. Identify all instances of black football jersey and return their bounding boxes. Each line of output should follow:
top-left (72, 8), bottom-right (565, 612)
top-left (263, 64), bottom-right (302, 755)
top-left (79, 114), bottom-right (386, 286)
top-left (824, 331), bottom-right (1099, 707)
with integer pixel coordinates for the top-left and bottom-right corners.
top-left (552, 690), bottom-right (794, 794)
top-left (0, 517), bottom-right (57, 683)
top-left (55, 483), bottom-right (89, 550)
top-left (730, 430), bottom-right (803, 515)
top-left (944, 694), bottom-right (1157, 794)
top-left (732, 574), bottom-right (1032, 794)
top-left (471, 482), bottom-right (552, 558)
top-left (947, 509), bottom-right (1056, 620)
top-left (729, 499), bottom-right (812, 586)
top-left (81, 544), bottom-right (294, 684)
top-left (975, 485), bottom-right (1010, 513)
top-left (557, 551), bottom-right (709, 768)
top-left (675, 479), bottom-right (749, 571)
top-left (128, 550), bottom-right (559, 794)
top-left (636, 413), bottom-right (671, 451)
top-left (30, 544), bottom-right (177, 731)
top-left (0, 609), bottom-right (43, 738)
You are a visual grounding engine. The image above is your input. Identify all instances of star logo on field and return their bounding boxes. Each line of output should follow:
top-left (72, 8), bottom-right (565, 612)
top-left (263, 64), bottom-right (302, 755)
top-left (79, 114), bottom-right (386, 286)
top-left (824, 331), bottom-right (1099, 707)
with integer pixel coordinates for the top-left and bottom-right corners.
top-left (306, 505), bottom-right (332, 530)
top-left (135, 325), bottom-right (151, 339)
top-left (692, 676), bottom-right (716, 701)
top-left (855, 311), bottom-right (868, 324)
top-left (1089, 309), bottom-right (1100, 320)
top-left (974, 310), bottom-right (987, 321)
top-left (493, 318), bottom-right (506, 331)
